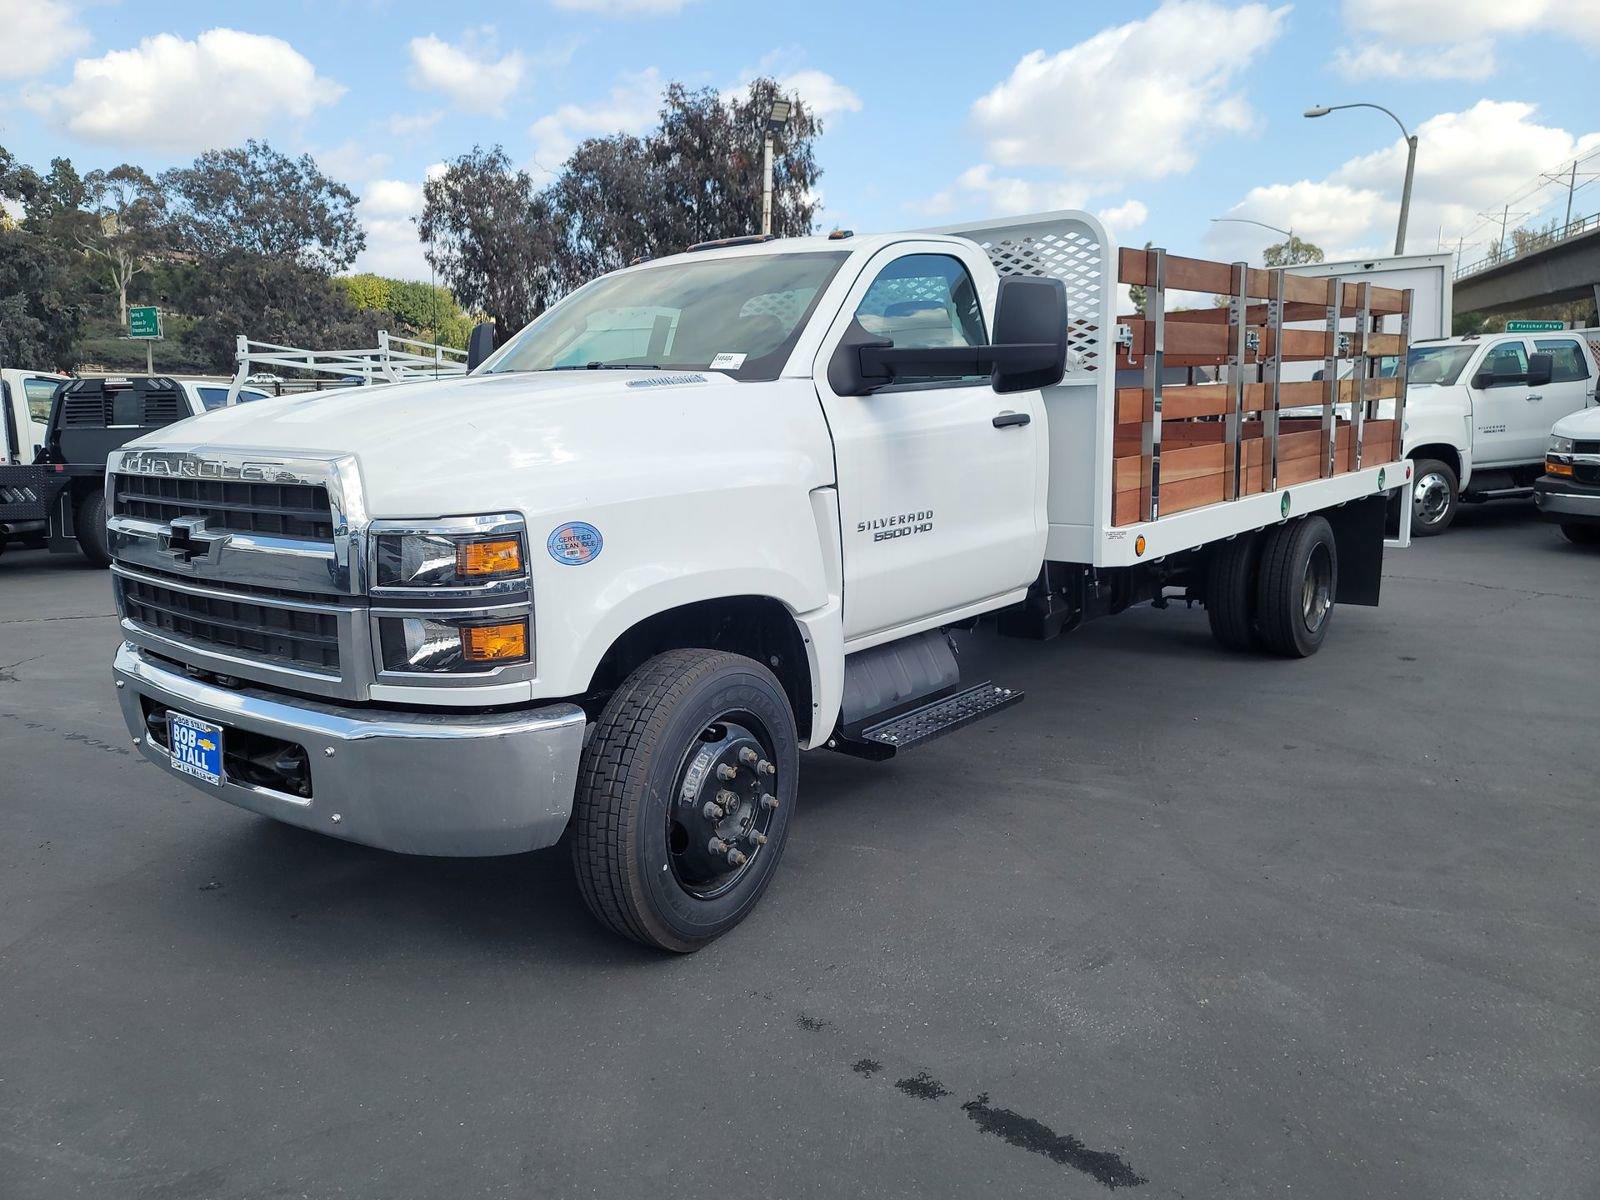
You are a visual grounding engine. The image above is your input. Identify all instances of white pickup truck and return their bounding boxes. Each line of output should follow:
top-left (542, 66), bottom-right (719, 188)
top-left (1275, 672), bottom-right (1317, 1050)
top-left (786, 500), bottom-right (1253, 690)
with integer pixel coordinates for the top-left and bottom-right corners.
top-left (1399, 330), bottom-right (1600, 533)
top-left (107, 211), bottom-right (1414, 950)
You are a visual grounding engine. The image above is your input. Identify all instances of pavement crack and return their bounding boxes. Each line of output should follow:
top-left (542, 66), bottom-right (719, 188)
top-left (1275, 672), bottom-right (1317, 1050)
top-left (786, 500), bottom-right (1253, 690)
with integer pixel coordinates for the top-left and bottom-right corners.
top-left (0, 612), bottom-right (117, 625)
top-left (1388, 573), bottom-right (1592, 603)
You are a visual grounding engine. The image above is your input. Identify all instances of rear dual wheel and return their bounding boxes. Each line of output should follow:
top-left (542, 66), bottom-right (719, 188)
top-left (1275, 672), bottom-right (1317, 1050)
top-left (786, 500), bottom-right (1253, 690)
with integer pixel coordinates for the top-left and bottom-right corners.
top-left (1206, 516), bottom-right (1338, 658)
top-left (571, 649), bottom-right (798, 953)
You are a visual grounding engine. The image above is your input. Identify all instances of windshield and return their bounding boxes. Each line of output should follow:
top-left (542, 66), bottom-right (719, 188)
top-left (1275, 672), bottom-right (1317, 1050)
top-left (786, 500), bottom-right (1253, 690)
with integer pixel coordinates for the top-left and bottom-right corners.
top-left (485, 252), bottom-right (851, 381)
top-left (1407, 344), bottom-right (1475, 386)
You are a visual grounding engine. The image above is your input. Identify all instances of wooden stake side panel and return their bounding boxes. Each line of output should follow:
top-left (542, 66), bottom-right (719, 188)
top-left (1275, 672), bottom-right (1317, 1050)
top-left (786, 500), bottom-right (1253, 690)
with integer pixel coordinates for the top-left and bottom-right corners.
top-left (1113, 244), bottom-right (1411, 528)
top-left (1112, 421), bottom-right (1396, 525)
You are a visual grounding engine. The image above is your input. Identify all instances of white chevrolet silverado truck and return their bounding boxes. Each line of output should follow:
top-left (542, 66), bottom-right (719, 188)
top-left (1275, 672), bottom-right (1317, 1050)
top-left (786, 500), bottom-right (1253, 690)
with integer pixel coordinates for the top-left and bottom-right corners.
top-left (1398, 330), bottom-right (1599, 534)
top-left (108, 211), bottom-right (1415, 950)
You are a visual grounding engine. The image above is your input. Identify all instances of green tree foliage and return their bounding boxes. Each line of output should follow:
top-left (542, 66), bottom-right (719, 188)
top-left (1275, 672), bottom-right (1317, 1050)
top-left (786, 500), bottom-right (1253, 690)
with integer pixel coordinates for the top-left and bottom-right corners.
top-left (161, 140), bottom-right (365, 272)
top-left (423, 76), bottom-right (826, 338)
top-left (80, 165), bottom-right (168, 325)
top-left (1263, 236), bottom-right (1324, 267)
top-left (419, 146), bottom-right (566, 339)
top-left (182, 252), bottom-right (384, 371)
top-left (337, 273), bottom-right (474, 348)
top-left (0, 225), bottom-right (82, 368)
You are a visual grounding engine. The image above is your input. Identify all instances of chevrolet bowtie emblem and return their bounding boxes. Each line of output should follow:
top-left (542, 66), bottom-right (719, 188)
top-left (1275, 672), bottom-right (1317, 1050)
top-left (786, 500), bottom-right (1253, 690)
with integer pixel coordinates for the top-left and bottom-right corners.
top-left (158, 515), bottom-right (229, 565)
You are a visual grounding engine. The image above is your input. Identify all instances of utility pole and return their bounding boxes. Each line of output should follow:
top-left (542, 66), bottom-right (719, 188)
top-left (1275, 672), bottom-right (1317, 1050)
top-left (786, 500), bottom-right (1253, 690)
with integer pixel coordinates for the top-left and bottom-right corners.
top-left (1499, 205), bottom-right (1509, 258)
top-left (1564, 159), bottom-right (1577, 229)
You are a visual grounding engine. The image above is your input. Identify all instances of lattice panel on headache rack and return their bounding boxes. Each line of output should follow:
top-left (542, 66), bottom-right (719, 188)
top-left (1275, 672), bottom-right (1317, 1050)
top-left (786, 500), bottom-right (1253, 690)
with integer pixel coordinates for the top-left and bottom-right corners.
top-left (968, 229), bottom-right (1105, 377)
top-left (738, 289), bottom-right (812, 326)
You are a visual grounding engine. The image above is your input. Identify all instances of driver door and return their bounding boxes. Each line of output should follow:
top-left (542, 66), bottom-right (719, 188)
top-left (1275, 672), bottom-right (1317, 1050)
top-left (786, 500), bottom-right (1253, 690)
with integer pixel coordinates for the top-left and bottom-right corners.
top-left (813, 245), bottom-right (1047, 644)
top-left (1469, 339), bottom-right (1531, 466)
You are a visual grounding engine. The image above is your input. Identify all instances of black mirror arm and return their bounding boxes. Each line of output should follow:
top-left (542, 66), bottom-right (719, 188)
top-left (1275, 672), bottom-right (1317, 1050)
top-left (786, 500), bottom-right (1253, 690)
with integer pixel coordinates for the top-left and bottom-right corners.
top-left (857, 343), bottom-right (1064, 387)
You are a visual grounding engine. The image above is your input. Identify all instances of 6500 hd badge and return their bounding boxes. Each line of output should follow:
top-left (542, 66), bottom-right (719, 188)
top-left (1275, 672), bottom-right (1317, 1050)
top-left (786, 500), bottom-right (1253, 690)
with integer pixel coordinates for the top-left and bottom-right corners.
top-left (859, 509), bottom-right (934, 542)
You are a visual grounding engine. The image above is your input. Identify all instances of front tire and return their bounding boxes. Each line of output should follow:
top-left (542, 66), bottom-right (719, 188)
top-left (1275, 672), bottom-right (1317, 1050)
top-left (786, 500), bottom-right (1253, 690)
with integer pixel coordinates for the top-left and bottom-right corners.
top-left (1256, 516), bottom-right (1338, 658)
top-left (1560, 522), bottom-right (1600, 546)
top-left (1409, 458), bottom-right (1458, 536)
top-left (76, 488), bottom-right (111, 568)
top-left (571, 649), bottom-right (799, 952)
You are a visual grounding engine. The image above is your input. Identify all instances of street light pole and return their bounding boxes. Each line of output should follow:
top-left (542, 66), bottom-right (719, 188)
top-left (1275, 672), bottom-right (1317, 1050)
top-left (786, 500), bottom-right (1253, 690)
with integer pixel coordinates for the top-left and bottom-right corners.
top-left (1305, 102), bottom-right (1416, 254)
top-left (761, 98), bottom-right (793, 236)
top-left (1209, 216), bottom-right (1294, 239)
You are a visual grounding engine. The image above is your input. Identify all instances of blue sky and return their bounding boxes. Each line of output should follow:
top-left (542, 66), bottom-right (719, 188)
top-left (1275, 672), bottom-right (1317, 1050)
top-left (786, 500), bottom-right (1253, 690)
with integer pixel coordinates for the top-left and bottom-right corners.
top-left (3, 0), bottom-right (1597, 282)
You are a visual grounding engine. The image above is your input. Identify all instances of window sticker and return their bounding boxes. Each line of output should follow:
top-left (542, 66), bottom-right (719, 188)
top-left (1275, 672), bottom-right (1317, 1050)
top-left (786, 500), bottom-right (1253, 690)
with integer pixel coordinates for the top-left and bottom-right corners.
top-left (709, 352), bottom-right (747, 370)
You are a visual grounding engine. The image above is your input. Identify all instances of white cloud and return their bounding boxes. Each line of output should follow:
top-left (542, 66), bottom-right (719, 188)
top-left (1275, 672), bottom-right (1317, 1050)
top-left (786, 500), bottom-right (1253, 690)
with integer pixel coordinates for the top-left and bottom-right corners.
top-left (1331, 42), bottom-right (1494, 81)
top-left (1096, 199), bottom-right (1149, 235)
top-left (387, 111), bottom-right (443, 138)
top-left (25, 29), bottom-right (343, 151)
top-left (778, 69), bottom-right (861, 121)
top-left (551, 0), bottom-right (691, 13)
top-left (1342, 0), bottom-right (1600, 48)
top-left (315, 141), bottom-right (391, 185)
top-left (0, 0), bottom-right (90, 80)
top-left (920, 164), bottom-right (1092, 218)
top-left (1332, 0), bottom-right (1600, 79)
top-left (407, 32), bottom-right (525, 116)
top-left (1207, 100), bottom-right (1600, 263)
top-left (353, 166), bottom-right (446, 281)
top-left (971, 1), bottom-right (1289, 181)
top-left (528, 68), bottom-right (662, 179)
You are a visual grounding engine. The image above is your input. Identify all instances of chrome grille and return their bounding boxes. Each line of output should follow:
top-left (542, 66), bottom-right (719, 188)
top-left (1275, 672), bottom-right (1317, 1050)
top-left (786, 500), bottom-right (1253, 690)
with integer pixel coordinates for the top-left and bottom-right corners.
top-left (111, 474), bottom-right (335, 541)
top-left (118, 574), bottom-right (341, 674)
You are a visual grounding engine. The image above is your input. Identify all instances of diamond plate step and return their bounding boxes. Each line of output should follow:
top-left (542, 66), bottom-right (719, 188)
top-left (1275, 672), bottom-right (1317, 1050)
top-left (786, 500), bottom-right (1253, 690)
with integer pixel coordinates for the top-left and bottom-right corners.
top-left (859, 681), bottom-right (1023, 754)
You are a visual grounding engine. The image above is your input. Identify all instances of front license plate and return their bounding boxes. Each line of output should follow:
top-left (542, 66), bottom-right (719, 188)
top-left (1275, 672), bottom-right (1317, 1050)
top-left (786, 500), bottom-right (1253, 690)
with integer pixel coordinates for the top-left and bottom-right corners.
top-left (168, 711), bottom-right (224, 785)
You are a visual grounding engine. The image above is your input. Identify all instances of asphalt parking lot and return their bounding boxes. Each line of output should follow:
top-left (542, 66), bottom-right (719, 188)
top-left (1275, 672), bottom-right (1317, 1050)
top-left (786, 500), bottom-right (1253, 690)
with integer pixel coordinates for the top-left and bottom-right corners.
top-left (1, 504), bottom-right (1595, 1200)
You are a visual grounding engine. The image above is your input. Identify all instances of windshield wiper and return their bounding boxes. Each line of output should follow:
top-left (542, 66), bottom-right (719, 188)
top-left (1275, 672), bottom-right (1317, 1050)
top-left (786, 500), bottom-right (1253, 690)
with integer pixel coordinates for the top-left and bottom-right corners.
top-left (544, 362), bottom-right (667, 371)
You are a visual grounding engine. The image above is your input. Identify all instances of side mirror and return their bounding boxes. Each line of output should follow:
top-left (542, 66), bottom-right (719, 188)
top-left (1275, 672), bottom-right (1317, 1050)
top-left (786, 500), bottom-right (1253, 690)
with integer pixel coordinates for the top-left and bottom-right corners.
top-left (1526, 351), bottom-right (1554, 388)
top-left (466, 322), bottom-right (496, 372)
top-left (989, 275), bottom-right (1070, 394)
top-left (827, 276), bottom-right (1070, 397)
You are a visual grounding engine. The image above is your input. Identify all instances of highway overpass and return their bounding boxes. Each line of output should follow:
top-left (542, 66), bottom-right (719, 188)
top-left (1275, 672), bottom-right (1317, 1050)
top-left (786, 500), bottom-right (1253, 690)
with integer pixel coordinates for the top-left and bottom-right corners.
top-left (1455, 215), bottom-right (1600, 318)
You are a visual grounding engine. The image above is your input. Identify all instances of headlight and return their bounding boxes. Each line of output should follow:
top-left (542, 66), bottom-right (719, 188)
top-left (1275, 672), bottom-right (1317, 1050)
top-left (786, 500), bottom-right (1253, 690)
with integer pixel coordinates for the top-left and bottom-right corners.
top-left (375, 530), bottom-right (525, 588)
top-left (378, 614), bottom-right (530, 673)
top-left (1549, 435), bottom-right (1574, 455)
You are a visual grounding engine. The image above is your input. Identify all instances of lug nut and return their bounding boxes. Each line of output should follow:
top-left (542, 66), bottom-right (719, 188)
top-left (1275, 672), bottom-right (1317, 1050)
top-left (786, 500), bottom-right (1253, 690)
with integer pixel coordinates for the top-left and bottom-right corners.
top-left (750, 831), bottom-right (769, 846)
top-left (717, 763), bottom-right (737, 780)
top-left (703, 801), bottom-right (725, 821)
top-left (761, 793), bottom-right (778, 810)
top-left (758, 759), bottom-right (775, 776)
top-left (739, 747), bottom-right (759, 766)
top-left (708, 836), bottom-right (728, 855)
top-left (727, 848), bottom-right (748, 867)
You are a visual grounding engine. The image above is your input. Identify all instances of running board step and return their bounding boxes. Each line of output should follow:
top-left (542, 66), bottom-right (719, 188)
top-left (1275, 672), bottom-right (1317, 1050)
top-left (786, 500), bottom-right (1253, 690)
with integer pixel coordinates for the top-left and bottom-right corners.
top-left (857, 681), bottom-right (1023, 757)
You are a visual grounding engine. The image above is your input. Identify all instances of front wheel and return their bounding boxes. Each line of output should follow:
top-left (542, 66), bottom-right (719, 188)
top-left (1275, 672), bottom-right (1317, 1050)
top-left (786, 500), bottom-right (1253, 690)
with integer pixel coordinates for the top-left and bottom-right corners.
top-left (1256, 516), bottom-right (1338, 658)
top-left (1409, 458), bottom-right (1458, 536)
top-left (571, 649), bottom-right (799, 952)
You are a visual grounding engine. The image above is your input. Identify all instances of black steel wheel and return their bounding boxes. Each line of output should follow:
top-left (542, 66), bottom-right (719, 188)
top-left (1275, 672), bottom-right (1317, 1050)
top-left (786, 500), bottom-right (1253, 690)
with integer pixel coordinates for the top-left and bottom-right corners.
top-left (1256, 515), bottom-right (1338, 658)
top-left (571, 649), bottom-right (798, 952)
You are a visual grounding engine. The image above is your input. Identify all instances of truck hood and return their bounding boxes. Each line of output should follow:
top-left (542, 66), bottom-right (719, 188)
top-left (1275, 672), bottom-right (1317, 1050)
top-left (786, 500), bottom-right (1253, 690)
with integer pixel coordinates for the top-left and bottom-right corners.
top-left (128, 369), bottom-right (833, 517)
top-left (1550, 404), bottom-right (1600, 440)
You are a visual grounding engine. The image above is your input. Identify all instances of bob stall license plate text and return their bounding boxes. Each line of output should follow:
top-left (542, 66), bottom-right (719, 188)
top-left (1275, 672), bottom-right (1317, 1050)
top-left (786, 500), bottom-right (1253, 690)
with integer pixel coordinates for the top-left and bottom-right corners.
top-left (168, 712), bottom-right (224, 785)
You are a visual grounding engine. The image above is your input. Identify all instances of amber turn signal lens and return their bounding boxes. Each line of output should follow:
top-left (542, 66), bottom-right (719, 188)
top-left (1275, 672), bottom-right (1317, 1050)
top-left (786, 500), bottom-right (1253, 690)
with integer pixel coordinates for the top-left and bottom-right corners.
top-left (1546, 459), bottom-right (1573, 477)
top-left (461, 621), bottom-right (528, 663)
top-left (456, 537), bottom-right (523, 578)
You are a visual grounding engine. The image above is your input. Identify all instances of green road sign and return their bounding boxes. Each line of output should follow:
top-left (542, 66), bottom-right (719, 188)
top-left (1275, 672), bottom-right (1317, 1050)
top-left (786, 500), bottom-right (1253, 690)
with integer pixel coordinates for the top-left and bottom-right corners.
top-left (128, 306), bottom-right (162, 339)
top-left (1505, 320), bottom-right (1566, 332)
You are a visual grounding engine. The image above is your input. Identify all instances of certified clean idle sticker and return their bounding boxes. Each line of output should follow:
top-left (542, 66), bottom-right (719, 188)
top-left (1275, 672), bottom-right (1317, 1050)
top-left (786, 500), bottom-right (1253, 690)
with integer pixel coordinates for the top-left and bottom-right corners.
top-left (547, 521), bottom-right (603, 565)
top-left (709, 352), bottom-right (747, 370)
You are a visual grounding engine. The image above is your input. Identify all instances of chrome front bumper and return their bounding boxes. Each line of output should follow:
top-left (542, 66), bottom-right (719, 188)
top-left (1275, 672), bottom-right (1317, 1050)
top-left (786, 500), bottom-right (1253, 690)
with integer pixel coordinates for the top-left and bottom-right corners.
top-left (114, 643), bottom-right (587, 856)
top-left (1533, 479), bottom-right (1600, 520)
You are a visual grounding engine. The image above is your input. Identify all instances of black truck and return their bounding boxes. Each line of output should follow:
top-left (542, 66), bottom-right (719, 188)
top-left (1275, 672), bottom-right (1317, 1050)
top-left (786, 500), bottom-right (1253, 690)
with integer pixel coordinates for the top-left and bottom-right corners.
top-left (0, 376), bottom-right (196, 566)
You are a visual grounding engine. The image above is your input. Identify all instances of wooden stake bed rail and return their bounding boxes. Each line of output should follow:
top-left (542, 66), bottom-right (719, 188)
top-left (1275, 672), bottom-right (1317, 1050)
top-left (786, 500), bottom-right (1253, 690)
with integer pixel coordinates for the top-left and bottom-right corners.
top-left (1113, 246), bottom-right (1412, 526)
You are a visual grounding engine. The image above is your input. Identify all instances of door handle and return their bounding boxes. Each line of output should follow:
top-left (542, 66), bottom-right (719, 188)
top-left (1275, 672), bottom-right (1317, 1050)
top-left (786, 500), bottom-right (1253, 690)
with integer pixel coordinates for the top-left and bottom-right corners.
top-left (1525, 393), bottom-right (1543, 402)
top-left (992, 411), bottom-right (1031, 428)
